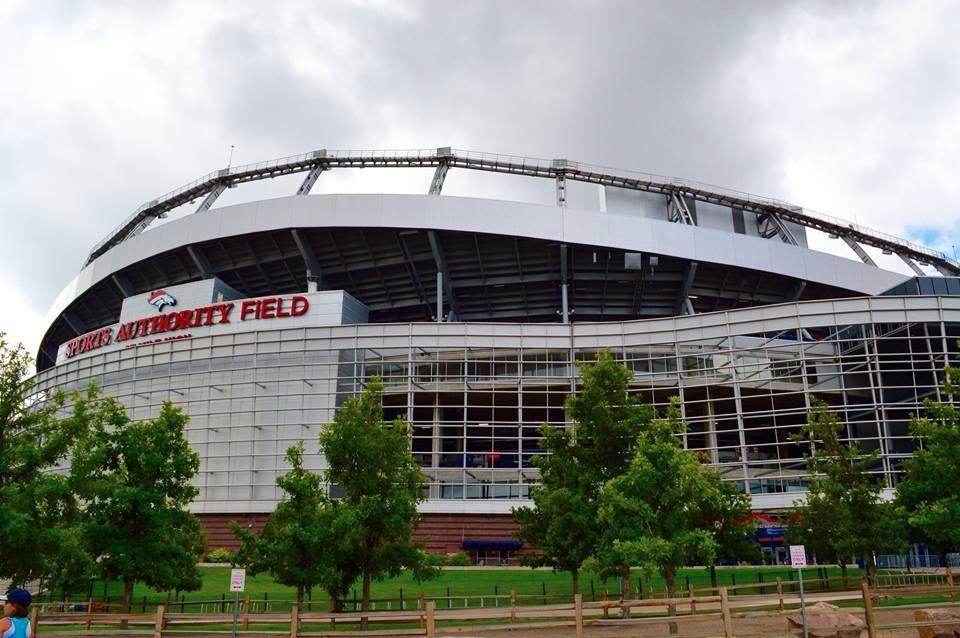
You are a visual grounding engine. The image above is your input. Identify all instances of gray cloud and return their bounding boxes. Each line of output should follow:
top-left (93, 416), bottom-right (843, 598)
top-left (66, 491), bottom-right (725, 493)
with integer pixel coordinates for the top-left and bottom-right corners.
top-left (2, 0), bottom-right (958, 353)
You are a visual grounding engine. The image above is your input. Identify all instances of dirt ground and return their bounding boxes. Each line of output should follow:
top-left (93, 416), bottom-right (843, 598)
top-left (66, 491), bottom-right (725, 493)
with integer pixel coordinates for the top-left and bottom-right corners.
top-left (436, 607), bottom-right (935, 638)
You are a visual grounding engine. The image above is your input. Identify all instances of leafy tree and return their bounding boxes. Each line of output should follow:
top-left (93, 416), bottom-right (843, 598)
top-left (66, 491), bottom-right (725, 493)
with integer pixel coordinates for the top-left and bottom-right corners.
top-left (232, 442), bottom-right (363, 609)
top-left (70, 389), bottom-right (206, 612)
top-left (702, 480), bottom-right (757, 590)
top-left (597, 399), bottom-right (752, 616)
top-left (786, 399), bottom-right (901, 585)
top-left (0, 333), bottom-right (90, 587)
top-left (514, 351), bottom-right (654, 595)
top-left (320, 376), bottom-right (433, 629)
top-left (513, 460), bottom-right (596, 595)
top-left (897, 365), bottom-right (960, 554)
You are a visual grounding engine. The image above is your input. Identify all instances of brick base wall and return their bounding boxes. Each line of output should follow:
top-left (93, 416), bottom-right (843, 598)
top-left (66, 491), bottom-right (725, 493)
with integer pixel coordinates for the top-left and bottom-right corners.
top-left (199, 512), bottom-right (528, 557)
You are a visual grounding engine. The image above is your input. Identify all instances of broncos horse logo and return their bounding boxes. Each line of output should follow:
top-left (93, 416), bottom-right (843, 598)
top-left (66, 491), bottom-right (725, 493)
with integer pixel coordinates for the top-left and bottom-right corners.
top-left (147, 289), bottom-right (177, 312)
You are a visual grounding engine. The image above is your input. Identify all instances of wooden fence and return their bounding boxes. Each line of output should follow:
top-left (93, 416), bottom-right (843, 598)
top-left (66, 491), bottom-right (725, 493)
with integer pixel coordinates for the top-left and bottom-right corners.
top-left (24, 570), bottom-right (960, 637)
top-left (34, 566), bottom-right (861, 614)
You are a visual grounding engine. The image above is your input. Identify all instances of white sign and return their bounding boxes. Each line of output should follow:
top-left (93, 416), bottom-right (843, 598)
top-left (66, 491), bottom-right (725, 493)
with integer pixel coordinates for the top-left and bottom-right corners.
top-left (790, 545), bottom-right (807, 568)
top-left (230, 568), bottom-right (246, 592)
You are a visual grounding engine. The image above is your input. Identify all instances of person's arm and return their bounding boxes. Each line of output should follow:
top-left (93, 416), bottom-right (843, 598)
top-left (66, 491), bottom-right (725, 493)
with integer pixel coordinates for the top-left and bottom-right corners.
top-left (0, 617), bottom-right (11, 633)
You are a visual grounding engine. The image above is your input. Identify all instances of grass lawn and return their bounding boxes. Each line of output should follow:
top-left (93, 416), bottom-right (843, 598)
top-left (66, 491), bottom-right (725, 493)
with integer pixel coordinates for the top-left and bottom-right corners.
top-left (46, 564), bottom-right (862, 612)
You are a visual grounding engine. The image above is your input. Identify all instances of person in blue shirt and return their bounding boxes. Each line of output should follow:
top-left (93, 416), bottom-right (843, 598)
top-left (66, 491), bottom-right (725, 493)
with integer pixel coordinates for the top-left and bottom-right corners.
top-left (1, 589), bottom-right (32, 638)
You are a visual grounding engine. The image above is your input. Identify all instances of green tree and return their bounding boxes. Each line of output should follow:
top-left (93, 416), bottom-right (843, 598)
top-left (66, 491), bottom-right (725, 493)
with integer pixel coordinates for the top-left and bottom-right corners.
top-left (0, 333), bottom-right (90, 587)
top-left (513, 438), bottom-right (598, 593)
top-left (232, 442), bottom-right (363, 609)
top-left (897, 365), bottom-right (960, 554)
top-left (320, 376), bottom-right (433, 629)
top-left (71, 389), bottom-right (206, 612)
top-left (786, 399), bottom-right (901, 585)
top-left (703, 480), bottom-right (757, 590)
top-left (514, 350), bottom-right (654, 595)
top-left (597, 399), bottom-right (751, 616)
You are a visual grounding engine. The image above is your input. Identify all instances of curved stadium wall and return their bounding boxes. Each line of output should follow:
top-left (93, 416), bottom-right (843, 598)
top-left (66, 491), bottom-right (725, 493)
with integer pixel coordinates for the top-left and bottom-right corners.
top-left (31, 149), bottom-right (960, 561)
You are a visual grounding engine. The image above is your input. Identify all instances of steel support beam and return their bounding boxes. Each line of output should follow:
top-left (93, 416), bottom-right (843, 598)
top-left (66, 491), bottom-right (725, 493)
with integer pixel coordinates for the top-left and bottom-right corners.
top-left (111, 273), bottom-right (134, 298)
top-left (560, 244), bottom-right (570, 324)
top-left (40, 344), bottom-right (57, 367)
top-left (196, 182), bottom-right (228, 212)
top-left (62, 311), bottom-right (87, 336)
top-left (898, 253), bottom-right (925, 276)
top-left (296, 165), bottom-right (326, 195)
top-left (85, 147), bottom-right (960, 276)
top-left (787, 280), bottom-right (807, 302)
top-left (668, 193), bottom-right (695, 225)
top-left (187, 245), bottom-right (215, 278)
top-left (842, 236), bottom-right (877, 267)
top-left (555, 175), bottom-right (567, 207)
top-left (427, 230), bottom-right (459, 321)
top-left (429, 162), bottom-right (449, 195)
top-left (396, 232), bottom-right (431, 314)
top-left (291, 229), bottom-right (322, 290)
top-left (552, 159), bottom-right (569, 207)
top-left (674, 261), bottom-right (698, 315)
top-left (757, 212), bottom-right (799, 246)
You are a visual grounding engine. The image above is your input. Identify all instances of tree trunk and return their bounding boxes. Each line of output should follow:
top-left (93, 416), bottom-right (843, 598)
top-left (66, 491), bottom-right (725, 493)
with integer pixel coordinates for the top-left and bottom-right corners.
top-left (572, 568), bottom-right (580, 597)
top-left (121, 577), bottom-right (134, 629)
top-left (865, 553), bottom-right (877, 587)
top-left (840, 561), bottom-right (848, 588)
top-left (666, 567), bottom-right (678, 635)
top-left (296, 585), bottom-right (304, 610)
top-left (361, 566), bottom-right (372, 630)
top-left (331, 593), bottom-right (341, 613)
top-left (709, 564), bottom-right (718, 593)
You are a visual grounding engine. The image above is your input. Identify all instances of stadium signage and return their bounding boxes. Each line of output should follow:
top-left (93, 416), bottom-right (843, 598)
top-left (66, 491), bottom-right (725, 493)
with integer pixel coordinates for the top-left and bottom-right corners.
top-left (64, 295), bottom-right (310, 359)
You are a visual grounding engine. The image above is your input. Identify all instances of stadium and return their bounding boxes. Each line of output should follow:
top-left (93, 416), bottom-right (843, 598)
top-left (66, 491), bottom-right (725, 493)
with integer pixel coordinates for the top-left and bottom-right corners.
top-left (32, 147), bottom-right (960, 565)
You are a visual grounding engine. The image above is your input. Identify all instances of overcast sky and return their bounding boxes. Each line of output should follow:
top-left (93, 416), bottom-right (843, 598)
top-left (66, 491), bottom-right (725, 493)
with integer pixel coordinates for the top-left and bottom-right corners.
top-left (2, 0), bottom-right (960, 358)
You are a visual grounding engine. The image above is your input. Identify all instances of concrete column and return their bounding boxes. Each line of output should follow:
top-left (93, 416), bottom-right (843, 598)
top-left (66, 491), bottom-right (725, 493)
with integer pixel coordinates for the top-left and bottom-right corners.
top-left (706, 397), bottom-right (719, 464)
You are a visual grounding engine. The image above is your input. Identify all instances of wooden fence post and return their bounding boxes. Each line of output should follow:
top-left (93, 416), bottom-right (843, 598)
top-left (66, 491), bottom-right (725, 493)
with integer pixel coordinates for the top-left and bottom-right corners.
top-left (688, 584), bottom-right (696, 614)
top-left (776, 577), bottom-right (784, 613)
top-left (860, 578), bottom-right (876, 638)
top-left (290, 604), bottom-right (299, 638)
top-left (426, 601), bottom-right (436, 638)
top-left (947, 566), bottom-right (956, 603)
top-left (153, 604), bottom-right (165, 638)
top-left (719, 587), bottom-right (733, 638)
top-left (243, 596), bottom-right (251, 631)
top-left (574, 593), bottom-right (584, 638)
top-left (28, 607), bottom-right (39, 637)
top-left (510, 589), bottom-right (517, 623)
top-left (86, 597), bottom-right (94, 630)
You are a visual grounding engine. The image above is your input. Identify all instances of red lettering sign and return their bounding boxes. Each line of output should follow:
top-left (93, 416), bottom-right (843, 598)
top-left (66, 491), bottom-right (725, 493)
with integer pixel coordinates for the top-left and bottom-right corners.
top-left (64, 296), bottom-right (310, 359)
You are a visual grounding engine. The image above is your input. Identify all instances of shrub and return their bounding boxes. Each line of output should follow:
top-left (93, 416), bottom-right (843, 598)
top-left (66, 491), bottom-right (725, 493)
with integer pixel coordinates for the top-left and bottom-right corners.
top-left (447, 551), bottom-right (472, 567)
top-left (206, 548), bottom-right (234, 563)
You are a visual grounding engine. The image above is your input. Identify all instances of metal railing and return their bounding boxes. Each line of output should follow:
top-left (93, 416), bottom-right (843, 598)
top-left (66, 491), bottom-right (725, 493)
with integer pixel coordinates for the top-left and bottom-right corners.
top-left (84, 147), bottom-right (960, 274)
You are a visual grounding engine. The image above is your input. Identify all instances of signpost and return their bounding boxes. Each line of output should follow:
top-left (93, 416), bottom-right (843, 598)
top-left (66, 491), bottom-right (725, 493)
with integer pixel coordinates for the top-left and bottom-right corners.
top-left (790, 545), bottom-right (809, 638)
top-left (230, 569), bottom-right (246, 638)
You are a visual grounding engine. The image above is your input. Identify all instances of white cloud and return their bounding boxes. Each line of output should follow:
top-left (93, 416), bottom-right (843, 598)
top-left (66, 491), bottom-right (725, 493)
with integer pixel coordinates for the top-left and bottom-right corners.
top-left (2, 0), bottom-right (959, 360)
top-left (0, 279), bottom-right (46, 357)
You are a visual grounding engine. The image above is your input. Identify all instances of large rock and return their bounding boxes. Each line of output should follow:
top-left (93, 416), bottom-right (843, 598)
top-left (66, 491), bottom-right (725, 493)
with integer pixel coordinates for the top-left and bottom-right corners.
top-left (787, 602), bottom-right (864, 638)
top-left (915, 608), bottom-right (960, 638)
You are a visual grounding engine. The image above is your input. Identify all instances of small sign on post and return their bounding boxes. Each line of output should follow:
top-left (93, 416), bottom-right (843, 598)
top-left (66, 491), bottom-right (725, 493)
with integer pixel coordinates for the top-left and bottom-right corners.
top-left (789, 545), bottom-right (809, 638)
top-left (230, 569), bottom-right (246, 638)
top-left (790, 545), bottom-right (807, 568)
top-left (230, 569), bottom-right (247, 592)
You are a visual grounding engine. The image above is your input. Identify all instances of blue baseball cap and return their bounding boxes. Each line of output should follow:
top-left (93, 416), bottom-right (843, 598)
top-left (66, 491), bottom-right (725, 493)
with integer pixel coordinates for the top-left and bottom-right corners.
top-left (6, 589), bottom-right (31, 607)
